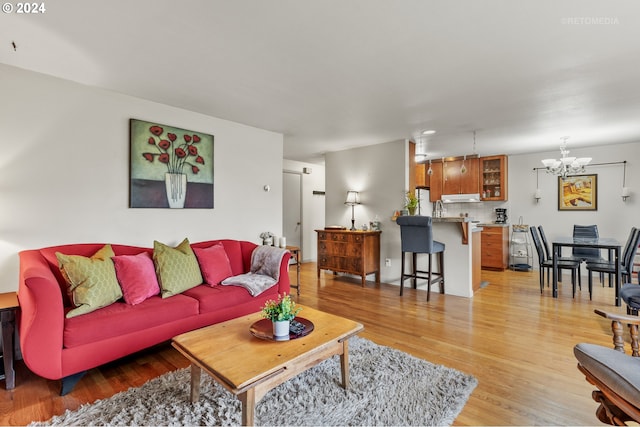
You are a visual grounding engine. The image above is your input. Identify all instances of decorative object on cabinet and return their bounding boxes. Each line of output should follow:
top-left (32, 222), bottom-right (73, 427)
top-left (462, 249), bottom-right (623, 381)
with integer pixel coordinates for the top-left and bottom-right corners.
top-left (480, 155), bottom-right (508, 201)
top-left (481, 225), bottom-right (509, 271)
top-left (130, 119), bottom-right (214, 209)
top-left (259, 231), bottom-right (275, 246)
top-left (316, 229), bottom-right (380, 287)
top-left (344, 190), bottom-right (361, 230)
top-left (541, 136), bottom-right (592, 179)
top-left (558, 174), bottom-right (597, 211)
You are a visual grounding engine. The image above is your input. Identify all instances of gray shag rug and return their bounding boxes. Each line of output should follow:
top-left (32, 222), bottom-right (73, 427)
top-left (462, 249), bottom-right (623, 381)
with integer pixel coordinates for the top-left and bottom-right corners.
top-left (33, 336), bottom-right (477, 426)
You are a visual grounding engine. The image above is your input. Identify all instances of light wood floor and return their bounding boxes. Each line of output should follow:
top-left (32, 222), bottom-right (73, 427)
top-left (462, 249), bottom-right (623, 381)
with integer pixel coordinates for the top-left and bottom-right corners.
top-left (0, 263), bottom-right (627, 425)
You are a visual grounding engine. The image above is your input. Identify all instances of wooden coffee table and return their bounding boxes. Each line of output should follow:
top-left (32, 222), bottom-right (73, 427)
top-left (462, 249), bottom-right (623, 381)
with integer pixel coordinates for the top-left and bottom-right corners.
top-left (171, 306), bottom-right (364, 426)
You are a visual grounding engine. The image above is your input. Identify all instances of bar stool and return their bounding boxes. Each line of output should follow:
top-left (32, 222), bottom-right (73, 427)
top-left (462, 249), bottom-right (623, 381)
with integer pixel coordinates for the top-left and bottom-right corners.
top-left (396, 216), bottom-right (445, 301)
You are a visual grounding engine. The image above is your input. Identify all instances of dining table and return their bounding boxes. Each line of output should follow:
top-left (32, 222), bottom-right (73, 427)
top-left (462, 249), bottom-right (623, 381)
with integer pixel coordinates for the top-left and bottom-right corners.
top-left (552, 236), bottom-right (622, 305)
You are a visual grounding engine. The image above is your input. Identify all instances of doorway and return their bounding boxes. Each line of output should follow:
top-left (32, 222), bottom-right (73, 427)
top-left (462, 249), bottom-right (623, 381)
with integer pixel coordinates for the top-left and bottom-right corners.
top-left (283, 171), bottom-right (302, 250)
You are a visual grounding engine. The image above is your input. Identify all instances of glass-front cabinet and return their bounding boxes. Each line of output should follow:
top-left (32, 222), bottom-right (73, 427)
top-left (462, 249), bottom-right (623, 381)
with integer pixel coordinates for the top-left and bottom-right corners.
top-left (480, 155), bottom-right (508, 201)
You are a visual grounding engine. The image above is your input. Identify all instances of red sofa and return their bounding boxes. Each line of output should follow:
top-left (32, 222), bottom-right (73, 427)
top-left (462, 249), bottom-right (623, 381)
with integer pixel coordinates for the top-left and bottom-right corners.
top-left (17, 239), bottom-right (290, 393)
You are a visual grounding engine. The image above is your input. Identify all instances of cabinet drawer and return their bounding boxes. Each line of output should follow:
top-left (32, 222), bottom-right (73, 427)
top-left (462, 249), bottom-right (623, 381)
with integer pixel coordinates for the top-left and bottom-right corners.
top-left (482, 234), bottom-right (504, 245)
top-left (330, 233), bottom-right (349, 242)
top-left (341, 257), bottom-right (362, 272)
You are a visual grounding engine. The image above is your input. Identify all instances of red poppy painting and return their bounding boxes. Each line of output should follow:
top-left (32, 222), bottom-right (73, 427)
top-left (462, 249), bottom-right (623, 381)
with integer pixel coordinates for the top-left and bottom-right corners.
top-left (130, 119), bottom-right (214, 208)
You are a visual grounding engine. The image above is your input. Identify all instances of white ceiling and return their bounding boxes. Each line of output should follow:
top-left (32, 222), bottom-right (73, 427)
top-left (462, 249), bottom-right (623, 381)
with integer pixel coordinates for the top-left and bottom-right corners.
top-left (2, 0), bottom-right (640, 164)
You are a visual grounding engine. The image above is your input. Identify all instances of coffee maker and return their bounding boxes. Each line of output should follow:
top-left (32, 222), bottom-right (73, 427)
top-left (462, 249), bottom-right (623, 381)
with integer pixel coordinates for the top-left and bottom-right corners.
top-left (495, 208), bottom-right (508, 224)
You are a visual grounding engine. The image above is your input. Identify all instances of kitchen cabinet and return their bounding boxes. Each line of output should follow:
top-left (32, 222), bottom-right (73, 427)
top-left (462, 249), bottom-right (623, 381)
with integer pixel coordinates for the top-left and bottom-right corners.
top-left (480, 155), bottom-right (508, 201)
top-left (415, 162), bottom-right (428, 188)
top-left (481, 225), bottom-right (509, 270)
top-left (316, 229), bottom-right (381, 286)
top-left (428, 161), bottom-right (443, 202)
top-left (443, 158), bottom-right (479, 195)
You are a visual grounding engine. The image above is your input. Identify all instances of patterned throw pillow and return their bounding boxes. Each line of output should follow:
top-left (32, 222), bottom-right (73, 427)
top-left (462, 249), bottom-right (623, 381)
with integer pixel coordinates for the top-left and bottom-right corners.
top-left (112, 252), bottom-right (160, 305)
top-left (153, 238), bottom-right (203, 298)
top-left (56, 245), bottom-right (123, 318)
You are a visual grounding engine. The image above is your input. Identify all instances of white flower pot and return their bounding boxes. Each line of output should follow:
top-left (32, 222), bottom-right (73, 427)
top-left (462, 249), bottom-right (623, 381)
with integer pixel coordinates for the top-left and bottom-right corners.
top-left (272, 320), bottom-right (290, 340)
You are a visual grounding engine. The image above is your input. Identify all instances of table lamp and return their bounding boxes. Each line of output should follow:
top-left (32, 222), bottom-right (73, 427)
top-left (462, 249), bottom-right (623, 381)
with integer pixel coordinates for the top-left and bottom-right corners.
top-left (344, 191), bottom-right (360, 231)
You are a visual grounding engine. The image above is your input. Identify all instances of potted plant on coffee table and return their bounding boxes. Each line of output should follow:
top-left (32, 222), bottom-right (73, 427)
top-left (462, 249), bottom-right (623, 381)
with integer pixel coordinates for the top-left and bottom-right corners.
top-left (261, 294), bottom-right (301, 340)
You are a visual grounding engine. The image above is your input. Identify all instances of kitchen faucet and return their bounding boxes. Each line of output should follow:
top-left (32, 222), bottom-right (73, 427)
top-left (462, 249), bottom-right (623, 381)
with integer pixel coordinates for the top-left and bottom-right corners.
top-left (434, 200), bottom-right (444, 218)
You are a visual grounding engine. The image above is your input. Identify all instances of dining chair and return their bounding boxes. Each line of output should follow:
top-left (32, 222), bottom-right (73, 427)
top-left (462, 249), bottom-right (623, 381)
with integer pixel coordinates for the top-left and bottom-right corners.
top-left (572, 224), bottom-right (608, 263)
top-left (396, 215), bottom-right (445, 301)
top-left (530, 226), bottom-right (581, 295)
top-left (621, 274), bottom-right (640, 315)
top-left (586, 228), bottom-right (639, 299)
top-left (538, 225), bottom-right (576, 287)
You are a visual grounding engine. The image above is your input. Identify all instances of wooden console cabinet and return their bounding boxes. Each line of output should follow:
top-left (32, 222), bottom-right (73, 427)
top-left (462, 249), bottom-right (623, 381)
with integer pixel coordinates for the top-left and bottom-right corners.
top-left (481, 225), bottom-right (509, 270)
top-left (316, 229), bottom-right (381, 286)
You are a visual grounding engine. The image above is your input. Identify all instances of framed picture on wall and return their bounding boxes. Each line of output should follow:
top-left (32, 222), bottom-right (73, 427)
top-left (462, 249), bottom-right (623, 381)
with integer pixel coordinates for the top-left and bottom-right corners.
top-left (558, 174), bottom-right (597, 211)
top-left (129, 119), bottom-right (214, 208)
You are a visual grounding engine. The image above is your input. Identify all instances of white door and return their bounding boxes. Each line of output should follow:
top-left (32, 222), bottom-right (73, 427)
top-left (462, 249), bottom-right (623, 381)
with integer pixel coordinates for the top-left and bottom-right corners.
top-left (283, 172), bottom-right (302, 249)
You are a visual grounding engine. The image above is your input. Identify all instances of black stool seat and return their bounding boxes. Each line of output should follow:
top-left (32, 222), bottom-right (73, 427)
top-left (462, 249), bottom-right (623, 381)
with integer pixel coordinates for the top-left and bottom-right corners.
top-left (396, 215), bottom-right (445, 301)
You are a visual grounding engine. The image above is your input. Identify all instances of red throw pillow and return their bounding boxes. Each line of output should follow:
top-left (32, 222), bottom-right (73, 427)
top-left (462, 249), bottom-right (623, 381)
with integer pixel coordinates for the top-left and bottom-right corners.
top-left (112, 252), bottom-right (160, 305)
top-left (193, 244), bottom-right (233, 286)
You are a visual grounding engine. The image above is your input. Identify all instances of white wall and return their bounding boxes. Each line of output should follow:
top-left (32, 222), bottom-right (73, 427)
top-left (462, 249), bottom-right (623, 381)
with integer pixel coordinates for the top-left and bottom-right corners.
top-left (325, 140), bottom-right (407, 283)
top-left (282, 159), bottom-right (325, 262)
top-left (0, 64), bottom-right (284, 293)
top-left (508, 141), bottom-right (640, 250)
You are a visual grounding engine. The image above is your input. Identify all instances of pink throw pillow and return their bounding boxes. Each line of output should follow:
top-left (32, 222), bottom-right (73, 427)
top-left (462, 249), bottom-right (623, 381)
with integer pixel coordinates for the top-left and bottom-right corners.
top-left (112, 252), bottom-right (160, 305)
top-left (193, 244), bottom-right (233, 286)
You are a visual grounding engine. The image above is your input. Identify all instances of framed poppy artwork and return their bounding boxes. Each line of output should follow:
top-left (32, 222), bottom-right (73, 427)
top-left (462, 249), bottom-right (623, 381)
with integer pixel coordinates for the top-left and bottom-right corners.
top-left (130, 119), bottom-right (214, 208)
top-left (558, 174), bottom-right (597, 211)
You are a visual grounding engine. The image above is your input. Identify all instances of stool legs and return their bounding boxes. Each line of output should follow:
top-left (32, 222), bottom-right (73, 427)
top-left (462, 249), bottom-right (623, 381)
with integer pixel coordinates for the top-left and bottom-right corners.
top-left (400, 251), bottom-right (406, 296)
top-left (399, 251), bottom-right (444, 301)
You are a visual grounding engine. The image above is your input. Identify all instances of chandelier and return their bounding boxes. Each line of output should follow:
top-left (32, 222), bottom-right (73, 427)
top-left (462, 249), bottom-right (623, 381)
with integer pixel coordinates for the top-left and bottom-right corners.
top-left (541, 137), bottom-right (592, 179)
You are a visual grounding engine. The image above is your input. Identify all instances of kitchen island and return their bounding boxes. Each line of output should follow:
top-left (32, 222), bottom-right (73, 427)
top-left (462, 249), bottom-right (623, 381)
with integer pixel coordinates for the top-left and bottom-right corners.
top-left (430, 217), bottom-right (482, 297)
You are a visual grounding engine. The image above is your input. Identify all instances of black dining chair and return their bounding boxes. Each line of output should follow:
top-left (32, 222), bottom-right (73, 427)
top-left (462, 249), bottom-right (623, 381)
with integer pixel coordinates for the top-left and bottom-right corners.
top-left (538, 225), bottom-right (576, 287)
top-left (621, 272), bottom-right (640, 315)
top-left (530, 226), bottom-right (581, 295)
top-left (589, 227), bottom-right (640, 301)
top-left (397, 215), bottom-right (444, 301)
top-left (572, 225), bottom-right (608, 263)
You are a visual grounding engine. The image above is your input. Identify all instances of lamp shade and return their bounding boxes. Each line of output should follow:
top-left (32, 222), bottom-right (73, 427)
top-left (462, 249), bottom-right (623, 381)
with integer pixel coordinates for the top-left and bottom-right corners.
top-left (345, 191), bottom-right (360, 205)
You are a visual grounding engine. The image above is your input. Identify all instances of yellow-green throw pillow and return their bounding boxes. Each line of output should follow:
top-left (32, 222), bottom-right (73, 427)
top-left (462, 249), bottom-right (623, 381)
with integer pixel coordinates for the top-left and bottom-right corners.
top-left (153, 238), bottom-right (203, 298)
top-left (56, 245), bottom-right (123, 318)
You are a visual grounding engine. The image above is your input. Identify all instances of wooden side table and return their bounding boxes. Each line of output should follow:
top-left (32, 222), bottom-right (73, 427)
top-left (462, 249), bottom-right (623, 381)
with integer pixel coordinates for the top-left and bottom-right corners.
top-left (0, 291), bottom-right (19, 390)
top-left (286, 246), bottom-right (301, 295)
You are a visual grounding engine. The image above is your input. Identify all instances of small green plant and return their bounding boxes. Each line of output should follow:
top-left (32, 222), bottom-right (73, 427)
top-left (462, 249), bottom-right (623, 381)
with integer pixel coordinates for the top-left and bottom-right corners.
top-left (405, 191), bottom-right (419, 209)
top-left (261, 294), bottom-right (301, 322)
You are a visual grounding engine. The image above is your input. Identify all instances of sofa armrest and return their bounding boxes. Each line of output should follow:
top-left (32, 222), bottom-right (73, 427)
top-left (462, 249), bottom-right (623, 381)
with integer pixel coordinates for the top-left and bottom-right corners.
top-left (277, 251), bottom-right (291, 295)
top-left (18, 250), bottom-right (65, 379)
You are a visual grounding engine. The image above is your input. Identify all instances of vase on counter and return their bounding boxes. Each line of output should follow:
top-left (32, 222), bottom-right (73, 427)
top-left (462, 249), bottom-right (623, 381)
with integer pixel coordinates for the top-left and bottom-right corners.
top-left (408, 206), bottom-right (417, 216)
